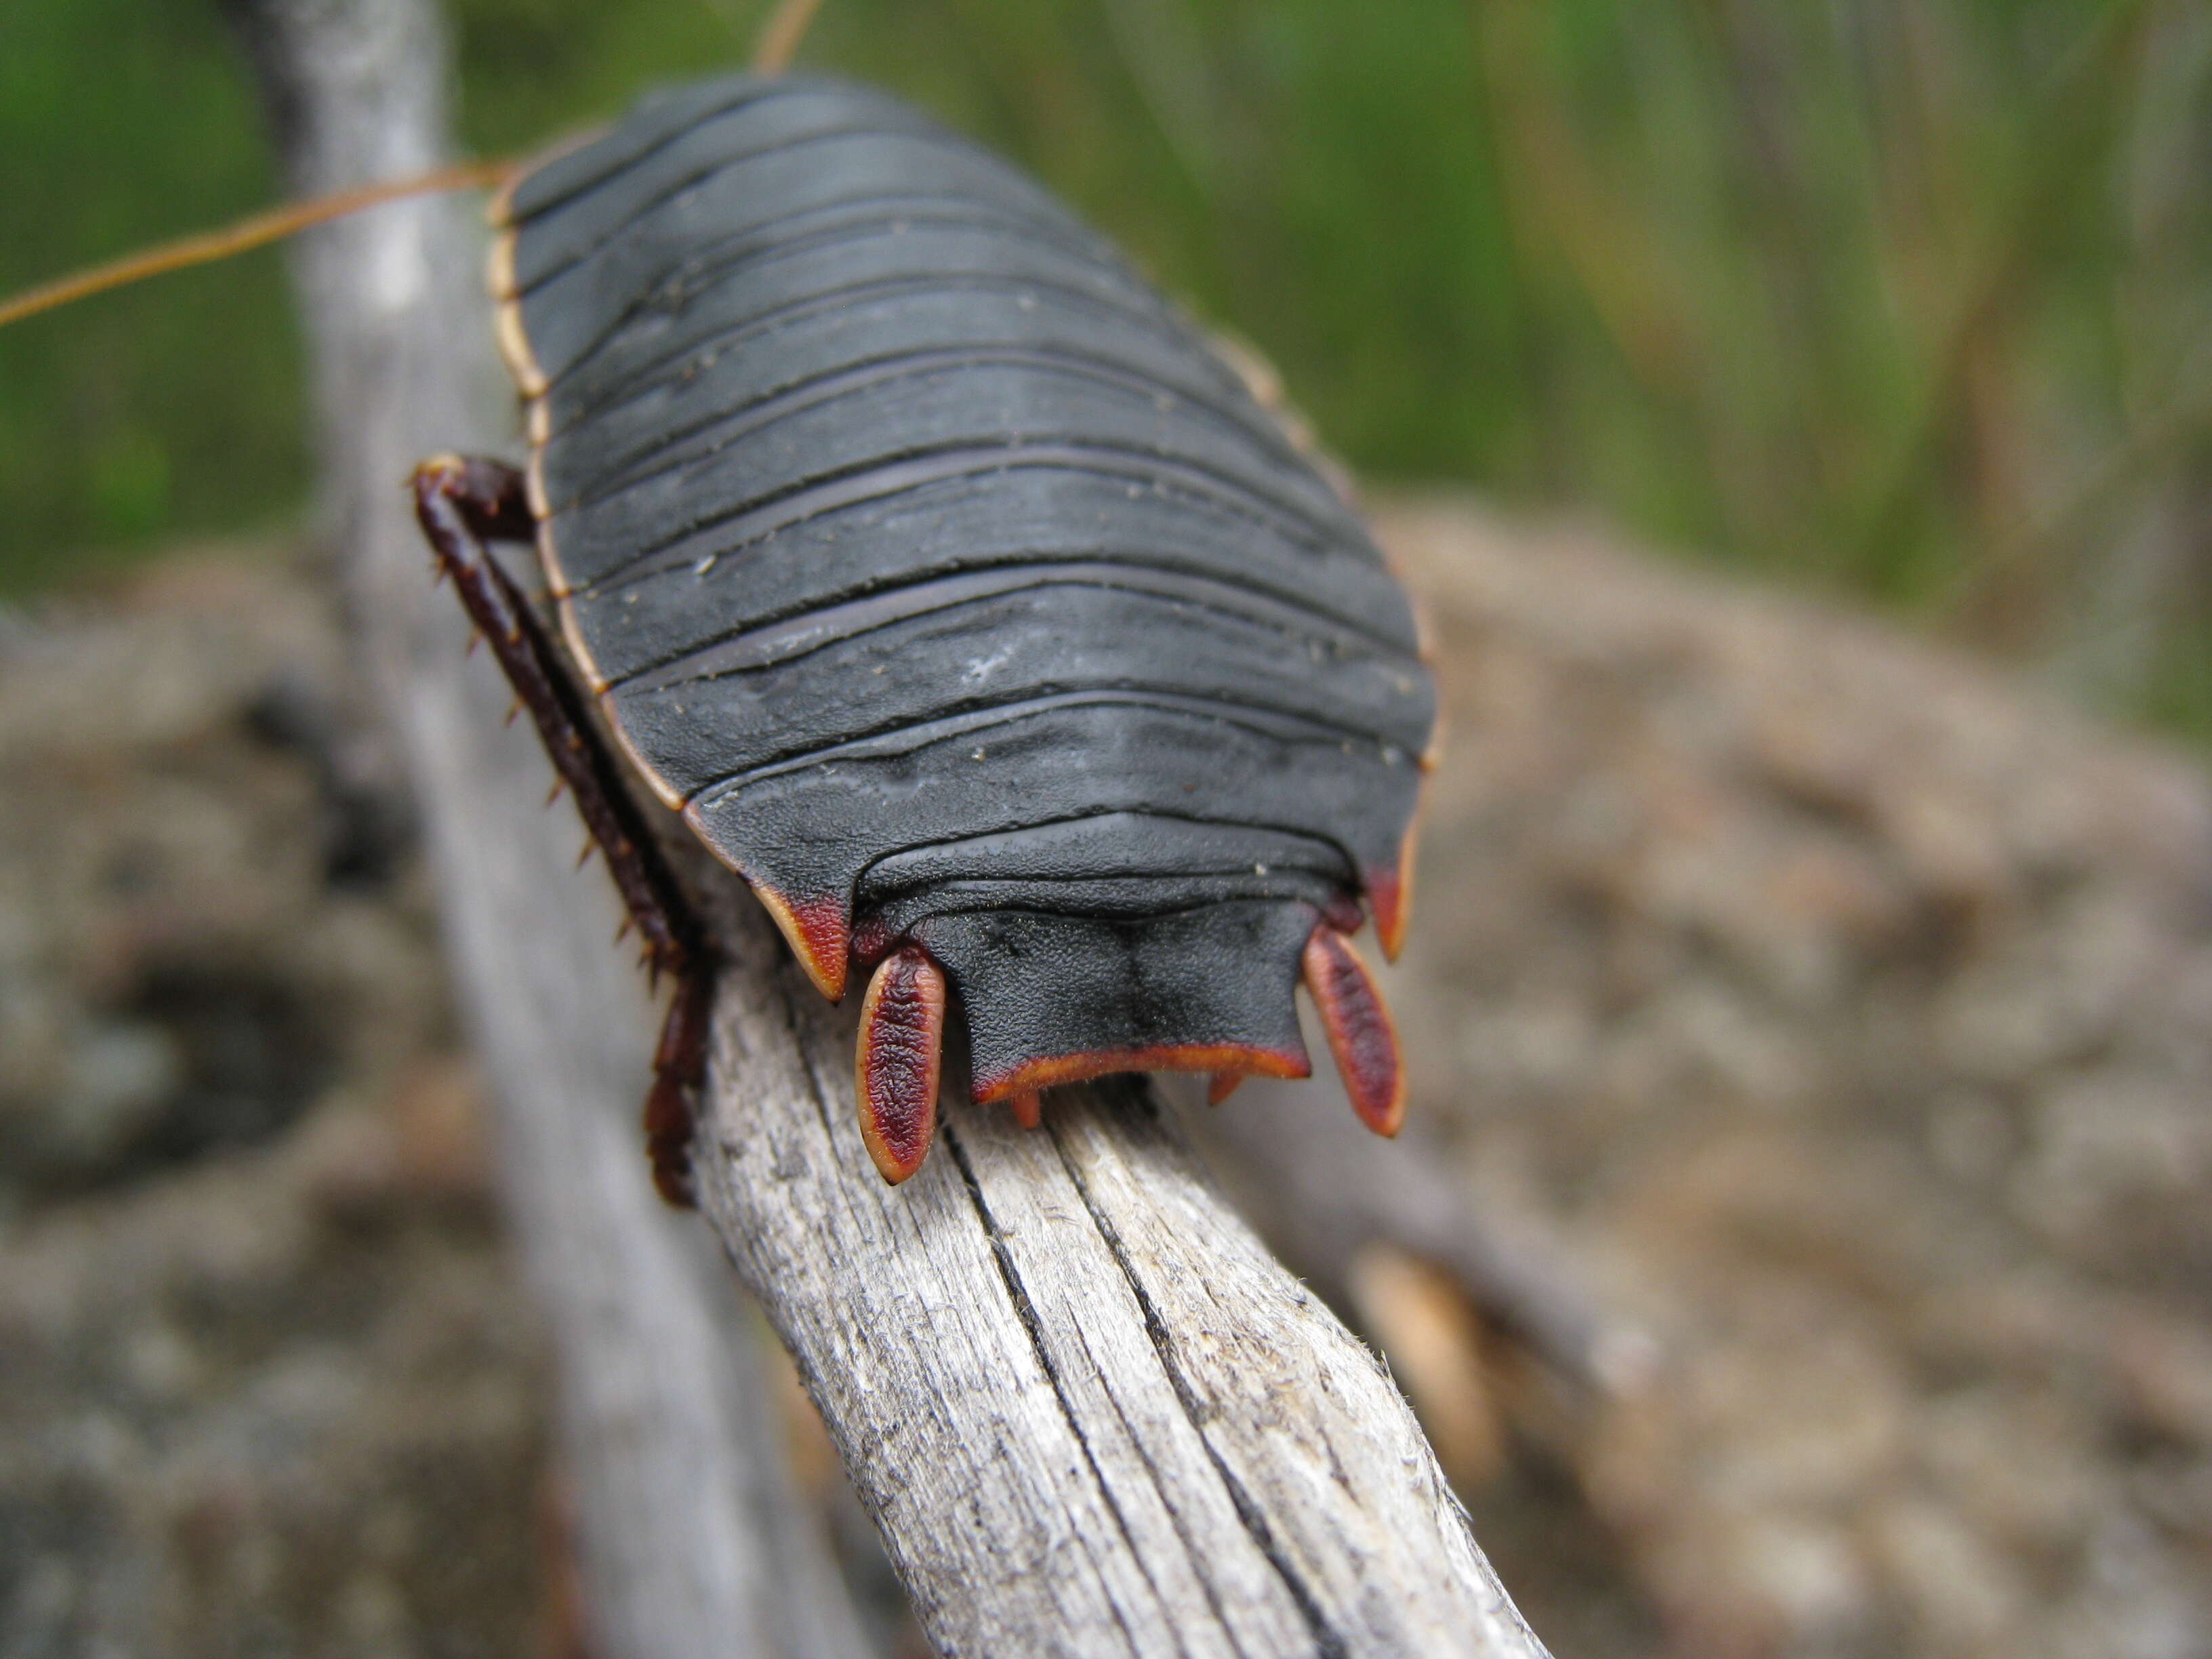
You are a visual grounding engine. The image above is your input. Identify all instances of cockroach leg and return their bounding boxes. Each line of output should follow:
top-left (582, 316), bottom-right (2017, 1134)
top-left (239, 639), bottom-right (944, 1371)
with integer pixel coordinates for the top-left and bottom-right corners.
top-left (643, 970), bottom-right (715, 1206)
top-left (1008, 1090), bottom-right (1043, 1130)
top-left (1301, 924), bottom-right (1406, 1138)
top-left (1206, 1071), bottom-right (1245, 1106)
top-left (413, 453), bottom-right (717, 1207)
top-left (855, 945), bottom-right (946, 1184)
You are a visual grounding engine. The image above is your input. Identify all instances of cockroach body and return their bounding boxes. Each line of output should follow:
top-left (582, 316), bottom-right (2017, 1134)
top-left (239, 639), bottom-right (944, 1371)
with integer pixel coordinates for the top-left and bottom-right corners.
top-left (416, 70), bottom-right (1435, 1197)
top-left (15, 65), bottom-right (1436, 1200)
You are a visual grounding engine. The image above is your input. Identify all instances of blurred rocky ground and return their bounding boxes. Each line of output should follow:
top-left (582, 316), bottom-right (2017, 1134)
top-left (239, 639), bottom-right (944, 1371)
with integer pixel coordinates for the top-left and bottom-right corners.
top-left (1375, 498), bottom-right (2212, 1659)
top-left (0, 553), bottom-right (548, 1657)
top-left (1, 502), bottom-right (2207, 1658)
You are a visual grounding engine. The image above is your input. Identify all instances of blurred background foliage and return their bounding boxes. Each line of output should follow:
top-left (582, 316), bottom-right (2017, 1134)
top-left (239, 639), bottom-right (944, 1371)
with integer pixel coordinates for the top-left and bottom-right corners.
top-left (4, 0), bottom-right (2209, 731)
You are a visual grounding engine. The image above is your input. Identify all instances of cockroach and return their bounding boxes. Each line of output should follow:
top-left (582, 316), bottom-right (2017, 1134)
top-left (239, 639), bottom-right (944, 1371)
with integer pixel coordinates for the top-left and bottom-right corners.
top-left (5, 39), bottom-right (1435, 1204)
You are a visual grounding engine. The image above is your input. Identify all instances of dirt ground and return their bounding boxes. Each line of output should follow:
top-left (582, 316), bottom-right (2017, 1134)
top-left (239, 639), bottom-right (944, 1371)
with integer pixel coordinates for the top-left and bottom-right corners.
top-left (1383, 499), bottom-right (2212, 1659)
top-left (1, 501), bottom-right (2207, 1658)
top-left (0, 552), bottom-right (546, 1657)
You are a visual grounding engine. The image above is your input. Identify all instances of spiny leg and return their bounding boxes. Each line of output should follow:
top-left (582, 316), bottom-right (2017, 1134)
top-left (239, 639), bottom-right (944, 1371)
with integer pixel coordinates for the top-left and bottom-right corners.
top-left (855, 945), bottom-right (947, 1185)
top-left (1302, 924), bottom-right (1406, 1138)
top-left (644, 970), bottom-right (716, 1206)
top-left (413, 453), bottom-right (714, 1207)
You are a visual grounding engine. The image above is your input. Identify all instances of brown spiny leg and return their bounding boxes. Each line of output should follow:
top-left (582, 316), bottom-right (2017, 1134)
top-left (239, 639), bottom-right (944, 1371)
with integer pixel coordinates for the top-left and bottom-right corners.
top-left (855, 945), bottom-right (947, 1185)
top-left (1302, 922), bottom-right (1406, 1138)
top-left (642, 969), bottom-right (716, 1206)
top-left (413, 454), bottom-right (714, 1207)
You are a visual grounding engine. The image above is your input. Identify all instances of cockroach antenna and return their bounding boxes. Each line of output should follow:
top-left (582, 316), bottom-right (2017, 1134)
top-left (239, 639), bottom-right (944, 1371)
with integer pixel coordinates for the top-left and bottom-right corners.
top-left (0, 0), bottom-right (834, 333)
top-left (0, 158), bottom-right (517, 333)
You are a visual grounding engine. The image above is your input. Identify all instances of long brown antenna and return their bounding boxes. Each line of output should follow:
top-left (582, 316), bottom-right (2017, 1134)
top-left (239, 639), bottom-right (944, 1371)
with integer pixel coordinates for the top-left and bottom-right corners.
top-left (752, 0), bottom-right (828, 74)
top-left (1, 3), bottom-right (832, 337)
top-left (0, 155), bottom-right (517, 333)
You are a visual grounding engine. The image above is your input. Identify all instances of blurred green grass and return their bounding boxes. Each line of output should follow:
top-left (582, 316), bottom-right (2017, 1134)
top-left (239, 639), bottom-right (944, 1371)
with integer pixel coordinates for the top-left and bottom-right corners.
top-left (4, 0), bottom-right (2208, 731)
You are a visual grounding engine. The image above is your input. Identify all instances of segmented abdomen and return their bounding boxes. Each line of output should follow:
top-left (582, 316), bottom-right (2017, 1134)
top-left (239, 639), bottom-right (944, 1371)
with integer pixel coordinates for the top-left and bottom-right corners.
top-left (491, 73), bottom-right (1433, 1060)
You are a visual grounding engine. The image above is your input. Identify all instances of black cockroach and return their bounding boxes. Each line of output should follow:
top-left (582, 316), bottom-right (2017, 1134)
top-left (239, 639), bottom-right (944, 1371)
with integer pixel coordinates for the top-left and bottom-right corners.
top-left (7, 49), bottom-right (1435, 1203)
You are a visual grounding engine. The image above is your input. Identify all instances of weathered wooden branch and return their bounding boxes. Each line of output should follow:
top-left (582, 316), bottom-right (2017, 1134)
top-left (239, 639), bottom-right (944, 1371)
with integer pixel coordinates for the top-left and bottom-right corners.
top-left (232, 1), bottom-right (1552, 1652)
top-left (691, 901), bottom-right (1549, 1658)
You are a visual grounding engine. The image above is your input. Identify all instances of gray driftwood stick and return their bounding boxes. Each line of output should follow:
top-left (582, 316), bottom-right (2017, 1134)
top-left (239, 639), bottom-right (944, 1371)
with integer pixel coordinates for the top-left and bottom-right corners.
top-left (693, 908), bottom-right (1549, 1659)
top-left (226, 3), bottom-right (871, 1656)
top-left (230, 1), bottom-right (1551, 1651)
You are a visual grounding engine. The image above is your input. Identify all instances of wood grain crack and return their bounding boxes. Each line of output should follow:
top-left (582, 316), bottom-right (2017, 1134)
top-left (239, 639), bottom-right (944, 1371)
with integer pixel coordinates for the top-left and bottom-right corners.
top-left (1050, 1104), bottom-right (1350, 1659)
top-left (939, 1120), bottom-right (1162, 1658)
